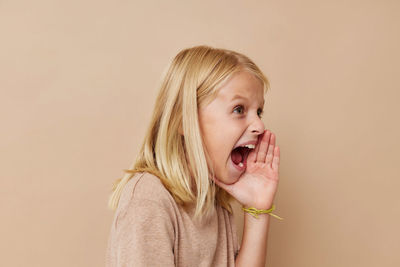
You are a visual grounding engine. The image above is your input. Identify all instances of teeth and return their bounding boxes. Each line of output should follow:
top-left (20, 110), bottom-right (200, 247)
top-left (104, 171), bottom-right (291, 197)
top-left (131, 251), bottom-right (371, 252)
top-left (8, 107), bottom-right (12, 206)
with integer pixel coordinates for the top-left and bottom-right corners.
top-left (244, 144), bottom-right (255, 149)
top-left (238, 162), bottom-right (244, 167)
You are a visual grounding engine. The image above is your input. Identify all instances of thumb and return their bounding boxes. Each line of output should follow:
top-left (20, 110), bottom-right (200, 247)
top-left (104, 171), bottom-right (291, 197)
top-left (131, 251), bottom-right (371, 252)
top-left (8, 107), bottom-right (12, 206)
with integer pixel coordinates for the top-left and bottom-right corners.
top-left (213, 177), bottom-right (234, 194)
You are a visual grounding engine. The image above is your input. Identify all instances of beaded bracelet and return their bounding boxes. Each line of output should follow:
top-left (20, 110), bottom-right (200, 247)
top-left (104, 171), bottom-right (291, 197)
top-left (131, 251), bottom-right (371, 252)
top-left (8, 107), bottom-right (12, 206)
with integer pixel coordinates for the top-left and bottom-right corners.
top-left (242, 204), bottom-right (284, 220)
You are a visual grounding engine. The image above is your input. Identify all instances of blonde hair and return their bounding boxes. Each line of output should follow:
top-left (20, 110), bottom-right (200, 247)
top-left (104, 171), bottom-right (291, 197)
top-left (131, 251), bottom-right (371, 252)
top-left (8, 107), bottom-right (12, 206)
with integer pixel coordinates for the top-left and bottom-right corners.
top-left (108, 45), bottom-right (270, 219)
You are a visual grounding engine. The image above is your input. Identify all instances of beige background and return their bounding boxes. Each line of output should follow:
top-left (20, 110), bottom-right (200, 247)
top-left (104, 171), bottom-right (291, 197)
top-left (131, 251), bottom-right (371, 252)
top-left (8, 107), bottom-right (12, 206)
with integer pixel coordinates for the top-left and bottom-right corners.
top-left (1, 0), bottom-right (399, 266)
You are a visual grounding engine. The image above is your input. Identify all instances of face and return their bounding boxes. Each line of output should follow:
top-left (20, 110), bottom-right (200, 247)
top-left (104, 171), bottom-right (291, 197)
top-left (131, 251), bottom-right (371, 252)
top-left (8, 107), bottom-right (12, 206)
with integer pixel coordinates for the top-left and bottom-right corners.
top-left (198, 71), bottom-right (265, 184)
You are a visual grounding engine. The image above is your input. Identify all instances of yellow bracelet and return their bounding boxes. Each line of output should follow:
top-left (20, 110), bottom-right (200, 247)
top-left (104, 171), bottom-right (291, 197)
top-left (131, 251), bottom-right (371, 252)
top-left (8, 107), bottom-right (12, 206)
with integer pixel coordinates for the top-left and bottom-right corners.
top-left (242, 204), bottom-right (284, 220)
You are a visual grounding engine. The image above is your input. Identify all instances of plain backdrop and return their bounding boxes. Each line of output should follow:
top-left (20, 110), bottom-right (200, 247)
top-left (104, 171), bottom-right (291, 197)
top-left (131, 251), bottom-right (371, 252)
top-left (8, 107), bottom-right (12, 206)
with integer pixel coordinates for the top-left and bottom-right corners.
top-left (1, 1), bottom-right (399, 266)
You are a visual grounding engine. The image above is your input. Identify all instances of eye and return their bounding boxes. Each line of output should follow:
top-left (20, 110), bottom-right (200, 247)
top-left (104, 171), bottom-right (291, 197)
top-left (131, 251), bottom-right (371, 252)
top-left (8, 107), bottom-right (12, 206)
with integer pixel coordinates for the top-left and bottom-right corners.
top-left (233, 105), bottom-right (244, 114)
top-left (257, 108), bottom-right (264, 118)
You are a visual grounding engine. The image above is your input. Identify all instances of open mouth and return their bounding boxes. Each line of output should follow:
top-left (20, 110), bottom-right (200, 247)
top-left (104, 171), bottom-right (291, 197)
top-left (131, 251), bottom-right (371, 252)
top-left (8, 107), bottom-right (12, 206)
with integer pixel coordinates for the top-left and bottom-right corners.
top-left (230, 144), bottom-right (255, 171)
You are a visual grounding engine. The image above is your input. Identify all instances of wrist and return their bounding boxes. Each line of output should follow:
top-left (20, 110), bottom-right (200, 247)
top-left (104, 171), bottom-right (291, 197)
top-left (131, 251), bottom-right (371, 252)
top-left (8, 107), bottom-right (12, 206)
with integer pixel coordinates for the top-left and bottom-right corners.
top-left (242, 204), bottom-right (284, 220)
top-left (242, 200), bottom-right (273, 211)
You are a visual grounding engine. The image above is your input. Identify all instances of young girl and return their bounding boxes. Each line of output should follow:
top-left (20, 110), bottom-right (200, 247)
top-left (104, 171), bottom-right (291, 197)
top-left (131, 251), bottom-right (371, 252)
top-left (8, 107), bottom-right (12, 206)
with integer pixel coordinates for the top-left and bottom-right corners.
top-left (106, 45), bottom-right (282, 267)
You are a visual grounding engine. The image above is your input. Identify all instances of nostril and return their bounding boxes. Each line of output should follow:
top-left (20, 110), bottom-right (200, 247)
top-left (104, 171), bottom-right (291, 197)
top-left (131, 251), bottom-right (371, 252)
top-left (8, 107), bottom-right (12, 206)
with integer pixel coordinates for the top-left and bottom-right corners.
top-left (249, 118), bottom-right (264, 134)
top-left (251, 125), bottom-right (263, 134)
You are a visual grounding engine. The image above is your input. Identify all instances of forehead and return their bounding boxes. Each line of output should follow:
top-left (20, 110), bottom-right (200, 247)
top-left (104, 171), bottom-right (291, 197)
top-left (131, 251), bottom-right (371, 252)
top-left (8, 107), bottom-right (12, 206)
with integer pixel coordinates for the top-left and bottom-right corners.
top-left (215, 71), bottom-right (265, 106)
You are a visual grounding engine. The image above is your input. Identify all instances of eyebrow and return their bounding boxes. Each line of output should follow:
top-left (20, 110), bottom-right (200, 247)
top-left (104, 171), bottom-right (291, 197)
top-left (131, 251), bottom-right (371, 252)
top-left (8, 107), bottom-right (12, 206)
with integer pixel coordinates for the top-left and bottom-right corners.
top-left (231, 94), bottom-right (265, 107)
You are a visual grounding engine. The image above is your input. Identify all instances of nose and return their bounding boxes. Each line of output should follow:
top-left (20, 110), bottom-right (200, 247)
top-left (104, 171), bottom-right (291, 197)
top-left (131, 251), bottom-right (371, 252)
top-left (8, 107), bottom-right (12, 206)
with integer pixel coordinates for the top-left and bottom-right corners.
top-left (250, 115), bottom-right (265, 135)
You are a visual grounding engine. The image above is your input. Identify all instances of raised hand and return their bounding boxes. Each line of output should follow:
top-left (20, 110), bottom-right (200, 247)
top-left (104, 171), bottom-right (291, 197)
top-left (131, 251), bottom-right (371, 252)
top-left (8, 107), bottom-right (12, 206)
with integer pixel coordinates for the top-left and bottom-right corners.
top-left (214, 130), bottom-right (280, 210)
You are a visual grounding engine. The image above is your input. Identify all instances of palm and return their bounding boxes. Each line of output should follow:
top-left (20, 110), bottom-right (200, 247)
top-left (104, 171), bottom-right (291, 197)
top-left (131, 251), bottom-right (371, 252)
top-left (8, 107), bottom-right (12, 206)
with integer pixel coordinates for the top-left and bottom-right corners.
top-left (215, 130), bottom-right (280, 209)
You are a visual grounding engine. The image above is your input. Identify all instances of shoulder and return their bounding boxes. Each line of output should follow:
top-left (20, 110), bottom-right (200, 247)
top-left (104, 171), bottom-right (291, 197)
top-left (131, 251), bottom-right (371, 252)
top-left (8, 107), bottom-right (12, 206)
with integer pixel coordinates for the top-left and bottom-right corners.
top-left (117, 172), bottom-right (177, 217)
top-left (127, 172), bottom-right (170, 199)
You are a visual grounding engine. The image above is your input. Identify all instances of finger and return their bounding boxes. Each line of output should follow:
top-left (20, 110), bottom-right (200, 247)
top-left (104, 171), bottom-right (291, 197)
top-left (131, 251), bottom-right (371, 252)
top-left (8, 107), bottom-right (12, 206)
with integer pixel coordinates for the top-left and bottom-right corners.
top-left (272, 146), bottom-right (280, 171)
top-left (256, 130), bottom-right (271, 163)
top-left (249, 131), bottom-right (264, 163)
top-left (247, 145), bottom-right (257, 163)
top-left (265, 133), bottom-right (276, 166)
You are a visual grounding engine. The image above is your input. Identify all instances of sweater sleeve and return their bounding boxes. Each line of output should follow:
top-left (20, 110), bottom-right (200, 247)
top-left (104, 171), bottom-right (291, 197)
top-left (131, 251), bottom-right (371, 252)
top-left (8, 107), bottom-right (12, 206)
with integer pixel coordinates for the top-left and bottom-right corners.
top-left (108, 174), bottom-right (177, 267)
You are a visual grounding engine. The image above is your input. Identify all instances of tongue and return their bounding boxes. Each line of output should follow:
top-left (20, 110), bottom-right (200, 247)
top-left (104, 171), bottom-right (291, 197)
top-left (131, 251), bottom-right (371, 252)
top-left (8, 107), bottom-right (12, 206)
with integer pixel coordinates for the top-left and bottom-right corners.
top-left (231, 148), bottom-right (243, 165)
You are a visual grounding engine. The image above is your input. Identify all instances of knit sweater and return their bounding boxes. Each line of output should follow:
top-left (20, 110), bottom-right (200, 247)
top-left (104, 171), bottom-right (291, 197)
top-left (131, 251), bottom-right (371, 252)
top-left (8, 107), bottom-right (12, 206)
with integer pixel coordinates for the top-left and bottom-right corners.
top-left (105, 172), bottom-right (239, 267)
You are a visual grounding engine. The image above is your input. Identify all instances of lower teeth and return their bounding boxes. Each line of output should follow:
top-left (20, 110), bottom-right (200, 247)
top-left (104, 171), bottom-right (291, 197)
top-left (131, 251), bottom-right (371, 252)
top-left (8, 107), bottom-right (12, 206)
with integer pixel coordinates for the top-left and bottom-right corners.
top-left (238, 162), bottom-right (243, 167)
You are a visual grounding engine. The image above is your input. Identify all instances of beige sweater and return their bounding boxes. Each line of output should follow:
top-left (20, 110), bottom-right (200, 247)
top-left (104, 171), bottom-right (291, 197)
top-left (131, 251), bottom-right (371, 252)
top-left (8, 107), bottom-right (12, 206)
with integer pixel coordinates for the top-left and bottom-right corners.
top-left (105, 172), bottom-right (239, 267)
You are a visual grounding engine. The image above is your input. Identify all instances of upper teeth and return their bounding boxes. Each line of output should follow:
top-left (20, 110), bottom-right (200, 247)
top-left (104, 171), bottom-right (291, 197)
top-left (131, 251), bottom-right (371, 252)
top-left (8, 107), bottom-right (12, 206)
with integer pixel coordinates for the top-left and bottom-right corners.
top-left (243, 144), bottom-right (255, 149)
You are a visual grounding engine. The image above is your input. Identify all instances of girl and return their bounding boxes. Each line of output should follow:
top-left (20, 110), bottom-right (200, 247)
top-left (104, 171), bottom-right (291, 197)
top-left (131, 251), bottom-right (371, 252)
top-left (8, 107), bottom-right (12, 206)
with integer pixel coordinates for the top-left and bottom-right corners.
top-left (106, 45), bottom-right (281, 267)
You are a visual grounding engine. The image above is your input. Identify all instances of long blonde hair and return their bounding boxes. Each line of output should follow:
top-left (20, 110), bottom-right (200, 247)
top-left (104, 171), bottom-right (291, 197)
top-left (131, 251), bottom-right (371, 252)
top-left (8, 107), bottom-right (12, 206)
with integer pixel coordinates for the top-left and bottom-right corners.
top-left (108, 45), bottom-right (270, 219)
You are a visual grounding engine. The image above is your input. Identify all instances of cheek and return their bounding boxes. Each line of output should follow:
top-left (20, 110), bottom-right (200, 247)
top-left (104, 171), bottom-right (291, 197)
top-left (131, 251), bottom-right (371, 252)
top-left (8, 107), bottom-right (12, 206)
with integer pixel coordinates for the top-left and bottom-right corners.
top-left (209, 133), bottom-right (235, 166)
top-left (203, 134), bottom-right (228, 164)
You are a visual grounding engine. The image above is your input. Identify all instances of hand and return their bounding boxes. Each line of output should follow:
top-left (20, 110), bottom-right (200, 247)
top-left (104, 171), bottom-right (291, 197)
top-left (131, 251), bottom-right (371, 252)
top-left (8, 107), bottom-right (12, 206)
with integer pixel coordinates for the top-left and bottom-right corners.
top-left (214, 130), bottom-right (280, 209)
